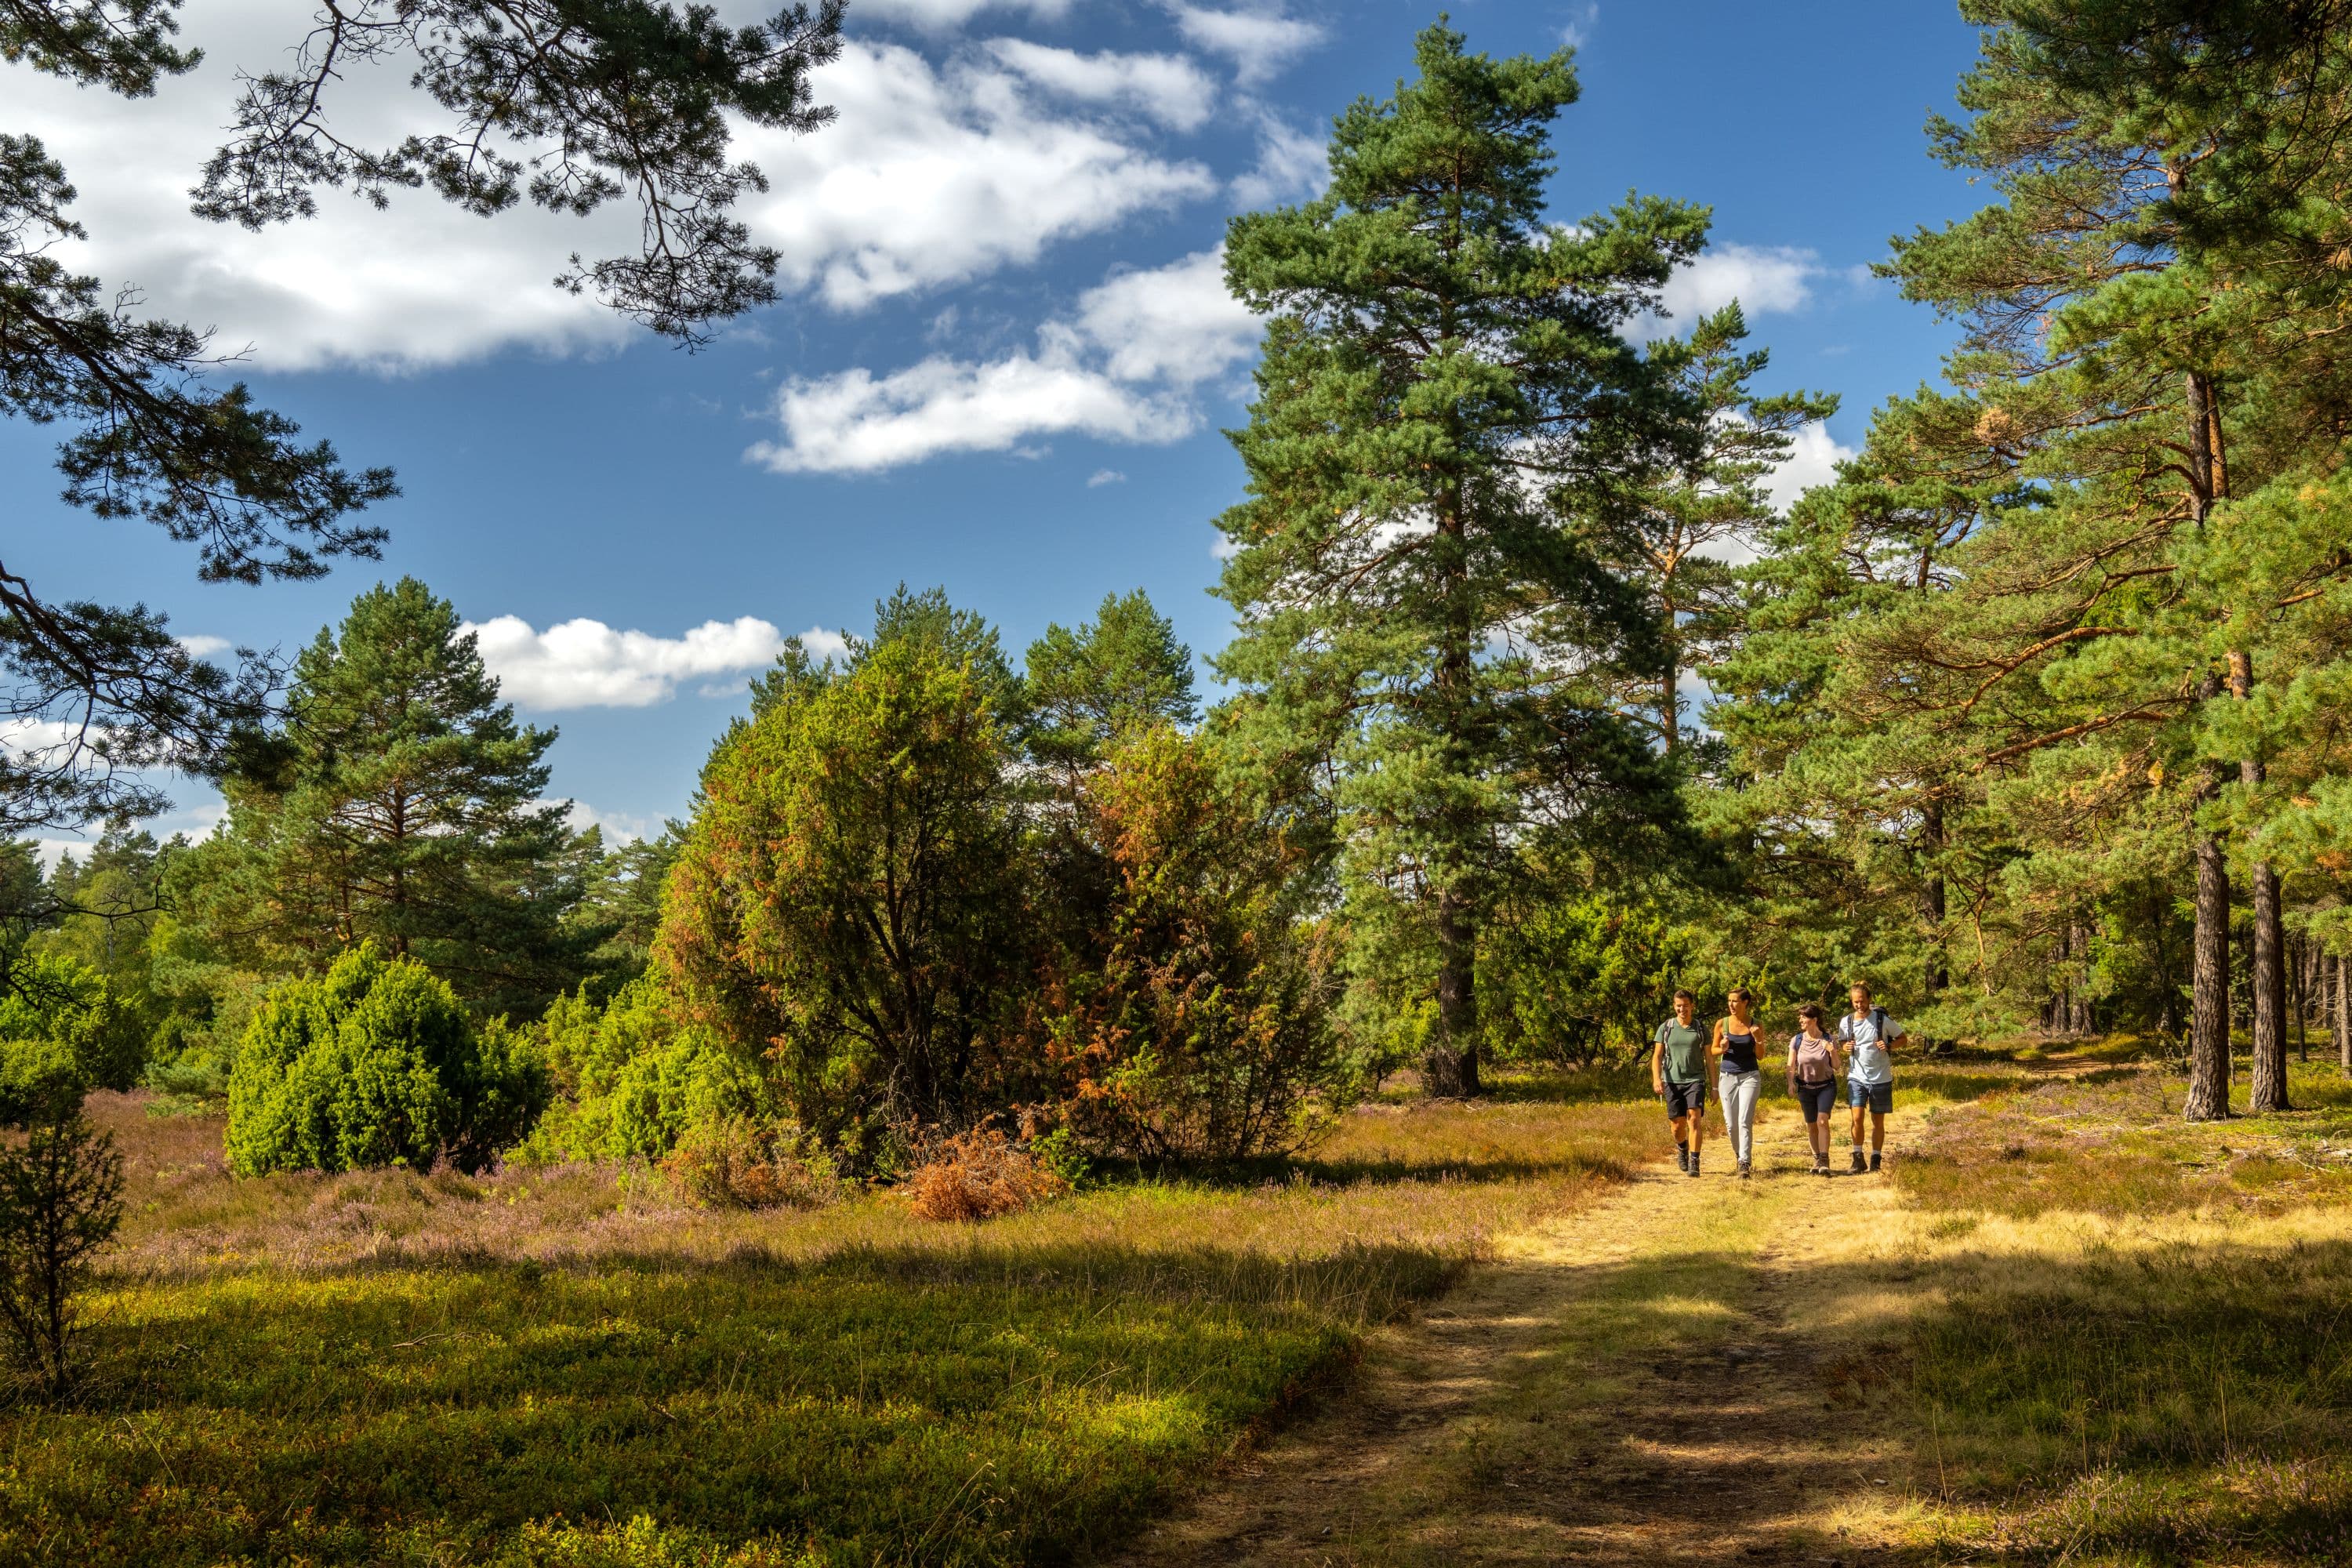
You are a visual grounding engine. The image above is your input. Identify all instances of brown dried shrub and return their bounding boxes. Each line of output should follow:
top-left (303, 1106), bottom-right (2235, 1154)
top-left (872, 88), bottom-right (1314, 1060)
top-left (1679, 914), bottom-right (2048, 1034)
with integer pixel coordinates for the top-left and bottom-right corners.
top-left (659, 1116), bottom-right (836, 1210)
top-left (905, 1128), bottom-right (1067, 1222)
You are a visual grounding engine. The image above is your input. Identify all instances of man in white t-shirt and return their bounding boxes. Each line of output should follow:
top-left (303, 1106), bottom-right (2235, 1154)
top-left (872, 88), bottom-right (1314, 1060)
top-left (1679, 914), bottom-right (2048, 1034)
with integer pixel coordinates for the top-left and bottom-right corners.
top-left (1836, 981), bottom-right (1904, 1174)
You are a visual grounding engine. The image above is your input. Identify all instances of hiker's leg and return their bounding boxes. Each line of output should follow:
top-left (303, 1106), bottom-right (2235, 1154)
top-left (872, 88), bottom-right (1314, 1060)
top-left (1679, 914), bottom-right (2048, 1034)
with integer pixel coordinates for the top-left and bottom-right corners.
top-left (1870, 1109), bottom-right (1887, 1152)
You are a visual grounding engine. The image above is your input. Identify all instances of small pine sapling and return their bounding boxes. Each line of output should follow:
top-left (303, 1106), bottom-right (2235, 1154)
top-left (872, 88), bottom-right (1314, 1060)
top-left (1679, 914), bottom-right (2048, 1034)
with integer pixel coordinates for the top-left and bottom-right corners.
top-left (0, 1092), bottom-right (125, 1396)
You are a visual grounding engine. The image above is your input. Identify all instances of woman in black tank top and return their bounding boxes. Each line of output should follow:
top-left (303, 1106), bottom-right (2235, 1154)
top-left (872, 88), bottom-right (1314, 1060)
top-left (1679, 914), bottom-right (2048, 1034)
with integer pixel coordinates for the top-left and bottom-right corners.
top-left (1712, 988), bottom-right (1765, 1179)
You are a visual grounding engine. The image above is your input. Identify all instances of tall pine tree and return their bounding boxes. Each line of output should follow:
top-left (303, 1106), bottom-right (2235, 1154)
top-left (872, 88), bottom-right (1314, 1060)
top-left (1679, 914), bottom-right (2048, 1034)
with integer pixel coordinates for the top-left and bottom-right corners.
top-left (1214, 22), bottom-right (1707, 1094)
top-left (182, 579), bottom-right (591, 1016)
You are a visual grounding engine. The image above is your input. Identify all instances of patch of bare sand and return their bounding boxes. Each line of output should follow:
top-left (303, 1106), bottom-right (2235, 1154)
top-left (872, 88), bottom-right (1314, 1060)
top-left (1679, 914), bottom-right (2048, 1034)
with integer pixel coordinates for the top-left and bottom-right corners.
top-left (1109, 1105), bottom-right (1935, 1567)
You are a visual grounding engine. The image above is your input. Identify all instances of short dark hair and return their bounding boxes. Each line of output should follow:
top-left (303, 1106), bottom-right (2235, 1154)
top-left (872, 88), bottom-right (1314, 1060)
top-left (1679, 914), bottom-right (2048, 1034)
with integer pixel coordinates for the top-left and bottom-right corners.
top-left (1728, 987), bottom-right (1751, 1003)
top-left (1797, 1003), bottom-right (1825, 1022)
top-left (1672, 989), bottom-right (1697, 1004)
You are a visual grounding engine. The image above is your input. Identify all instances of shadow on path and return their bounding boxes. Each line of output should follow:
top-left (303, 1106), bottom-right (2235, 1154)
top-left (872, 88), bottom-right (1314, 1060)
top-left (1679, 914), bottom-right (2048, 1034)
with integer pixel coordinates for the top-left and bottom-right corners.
top-left (1107, 1107), bottom-right (1927, 1567)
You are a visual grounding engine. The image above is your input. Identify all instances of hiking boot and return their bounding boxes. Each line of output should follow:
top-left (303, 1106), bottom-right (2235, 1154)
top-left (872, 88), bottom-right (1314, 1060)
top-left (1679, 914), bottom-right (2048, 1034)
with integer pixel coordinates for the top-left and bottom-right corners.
top-left (1686, 1153), bottom-right (1701, 1178)
top-left (1849, 1149), bottom-right (1867, 1174)
top-left (1737, 1160), bottom-right (1752, 1181)
top-left (1869, 1151), bottom-right (1883, 1174)
top-left (1812, 1156), bottom-right (1830, 1177)
top-left (1676, 1145), bottom-right (1690, 1174)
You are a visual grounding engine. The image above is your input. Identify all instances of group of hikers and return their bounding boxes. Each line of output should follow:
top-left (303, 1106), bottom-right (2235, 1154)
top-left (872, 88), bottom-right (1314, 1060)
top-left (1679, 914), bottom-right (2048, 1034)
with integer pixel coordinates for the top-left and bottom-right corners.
top-left (1649, 982), bottom-right (1901, 1179)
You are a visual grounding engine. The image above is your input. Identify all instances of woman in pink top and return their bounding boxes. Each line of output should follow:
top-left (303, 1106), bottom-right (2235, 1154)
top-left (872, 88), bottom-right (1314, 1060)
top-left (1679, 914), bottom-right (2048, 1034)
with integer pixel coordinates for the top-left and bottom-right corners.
top-left (1786, 1003), bottom-right (1844, 1177)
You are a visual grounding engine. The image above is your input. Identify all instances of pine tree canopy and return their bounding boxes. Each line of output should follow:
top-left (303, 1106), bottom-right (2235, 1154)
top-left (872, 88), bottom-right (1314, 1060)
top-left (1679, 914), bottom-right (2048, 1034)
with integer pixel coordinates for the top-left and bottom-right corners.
top-left (1213, 20), bottom-right (1714, 1094)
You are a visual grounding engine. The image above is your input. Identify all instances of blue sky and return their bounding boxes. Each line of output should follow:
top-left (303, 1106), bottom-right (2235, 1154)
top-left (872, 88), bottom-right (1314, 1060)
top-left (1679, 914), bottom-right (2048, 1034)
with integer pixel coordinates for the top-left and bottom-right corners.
top-left (11, 0), bottom-right (1986, 851)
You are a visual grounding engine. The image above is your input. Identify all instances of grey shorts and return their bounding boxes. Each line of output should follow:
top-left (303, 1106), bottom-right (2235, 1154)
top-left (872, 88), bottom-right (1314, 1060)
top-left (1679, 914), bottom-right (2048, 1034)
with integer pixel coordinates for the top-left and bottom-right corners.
top-left (1848, 1079), bottom-right (1894, 1115)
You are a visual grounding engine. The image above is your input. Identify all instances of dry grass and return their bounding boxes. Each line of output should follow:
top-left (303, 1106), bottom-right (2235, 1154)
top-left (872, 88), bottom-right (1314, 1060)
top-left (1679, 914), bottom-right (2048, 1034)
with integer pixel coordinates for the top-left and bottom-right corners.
top-left (1894, 1060), bottom-right (2352, 1220)
top-left (1876, 1056), bottom-right (2352, 1565)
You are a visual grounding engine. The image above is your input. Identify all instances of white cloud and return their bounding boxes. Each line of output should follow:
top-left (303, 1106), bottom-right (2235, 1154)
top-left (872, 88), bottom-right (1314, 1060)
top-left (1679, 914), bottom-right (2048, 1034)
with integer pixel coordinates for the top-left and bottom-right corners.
top-left (797, 626), bottom-right (852, 661)
top-left (752, 247), bottom-right (1261, 473)
top-left (467, 615), bottom-right (789, 709)
top-left (1166, 4), bottom-right (1327, 85)
top-left (1088, 469), bottom-right (1127, 487)
top-left (752, 351), bottom-right (1181, 474)
top-left (739, 41), bottom-right (1218, 310)
top-left (175, 635), bottom-right (234, 659)
top-left (1561, 4), bottom-right (1600, 48)
top-left (1073, 248), bottom-right (1256, 384)
top-left (985, 40), bottom-right (1218, 130)
top-left (11, 22), bottom-right (1214, 368)
top-left (555, 800), bottom-right (656, 844)
top-left (858, 0), bottom-right (1073, 28)
top-left (1763, 421), bottom-right (1853, 515)
top-left (1656, 244), bottom-right (1821, 325)
top-left (1229, 112), bottom-right (1327, 208)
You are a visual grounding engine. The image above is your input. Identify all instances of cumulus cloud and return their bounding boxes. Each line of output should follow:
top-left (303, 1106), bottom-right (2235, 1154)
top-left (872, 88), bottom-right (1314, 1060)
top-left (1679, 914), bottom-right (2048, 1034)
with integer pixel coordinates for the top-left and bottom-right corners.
top-left (1088, 469), bottom-right (1127, 487)
top-left (985, 40), bottom-right (1218, 130)
top-left (858, 0), bottom-right (1073, 27)
top-left (750, 248), bottom-right (1260, 473)
top-left (466, 615), bottom-right (791, 709)
top-left (1650, 243), bottom-right (1821, 330)
top-left (11, 20), bottom-right (1214, 368)
top-left (737, 42), bottom-right (1217, 310)
top-left (555, 800), bottom-right (657, 843)
top-left (1763, 421), bottom-right (1854, 514)
top-left (175, 635), bottom-right (234, 659)
top-left (1229, 112), bottom-right (1328, 208)
top-left (1166, 3), bottom-right (1327, 85)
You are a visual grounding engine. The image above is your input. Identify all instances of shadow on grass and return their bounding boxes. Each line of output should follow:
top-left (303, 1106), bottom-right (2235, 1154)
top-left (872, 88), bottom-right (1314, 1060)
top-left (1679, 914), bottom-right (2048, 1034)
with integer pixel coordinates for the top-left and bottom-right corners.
top-left (13, 1235), bottom-right (1485, 1568)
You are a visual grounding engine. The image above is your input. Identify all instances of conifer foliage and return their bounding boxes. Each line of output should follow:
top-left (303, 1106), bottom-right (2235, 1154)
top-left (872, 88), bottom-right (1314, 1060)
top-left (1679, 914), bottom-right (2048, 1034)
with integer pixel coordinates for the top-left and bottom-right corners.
top-left (1214, 22), bottom-right (1709, 1095)
top-left (182, 579), bottom-right (591, 1018)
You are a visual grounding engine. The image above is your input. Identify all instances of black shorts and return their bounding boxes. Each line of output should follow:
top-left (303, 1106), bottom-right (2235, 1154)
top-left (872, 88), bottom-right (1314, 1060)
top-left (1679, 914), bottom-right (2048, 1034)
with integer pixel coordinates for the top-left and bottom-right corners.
top-left (1664, 1079), bottom-right (1706, 1119)
top-left (1793, 1080), bottom-right (1837, 1123)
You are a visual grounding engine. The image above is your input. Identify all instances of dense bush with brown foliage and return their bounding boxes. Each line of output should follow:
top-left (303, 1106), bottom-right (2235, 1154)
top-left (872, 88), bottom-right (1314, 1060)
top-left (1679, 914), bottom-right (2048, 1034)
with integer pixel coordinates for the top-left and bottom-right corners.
top-left (1025, 725), bottom-right (1349, 1162)
top-left (904, 1127), bottom-right (1068, 1222)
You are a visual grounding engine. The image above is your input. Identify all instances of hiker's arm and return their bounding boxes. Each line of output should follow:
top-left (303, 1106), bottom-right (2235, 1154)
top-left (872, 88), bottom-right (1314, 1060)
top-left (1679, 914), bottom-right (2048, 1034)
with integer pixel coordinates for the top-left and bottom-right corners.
top-left (1650, 1036), bottom-right (1665, 1094)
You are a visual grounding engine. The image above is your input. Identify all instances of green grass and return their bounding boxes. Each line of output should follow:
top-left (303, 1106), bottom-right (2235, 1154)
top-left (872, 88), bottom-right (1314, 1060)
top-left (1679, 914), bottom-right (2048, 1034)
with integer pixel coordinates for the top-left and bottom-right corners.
top-left (1891, 1057), bottom-right (2352, 1565)
top-left (7, 1258), bottom-right (1359, 1566)
top-left (1, 1083), bottom-right (1660, 1566)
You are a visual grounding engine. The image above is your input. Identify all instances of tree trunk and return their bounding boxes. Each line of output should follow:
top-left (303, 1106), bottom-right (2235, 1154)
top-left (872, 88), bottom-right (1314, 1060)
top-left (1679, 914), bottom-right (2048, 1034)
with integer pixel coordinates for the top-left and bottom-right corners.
top-left (2070, 922), bottom-right (2094, 1034)
top-left (2182, 372), bottom-right (2234, 1123)
top-left (2234, 652), bottom-right (2290, 1112)
top-left (1425, 475), bottom-right (1480, 1100)
top-left (1922, 799), bottom-right (1947, 1052)
top-left (2187, 786), bottom-right (2235, 1121)
top-left (2292, 935), bottom-right (2309, 1062)
top-left (2337, 951), bottom-right (2351, 1075)
top-left (1426, 888), bottom-right (1479, 1096)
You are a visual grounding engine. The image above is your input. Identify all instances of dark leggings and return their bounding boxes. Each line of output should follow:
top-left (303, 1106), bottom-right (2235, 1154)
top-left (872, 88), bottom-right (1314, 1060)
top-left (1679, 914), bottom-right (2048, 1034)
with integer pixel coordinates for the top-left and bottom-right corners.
top-left (1794, 1080), bottom-right (1838, 1124)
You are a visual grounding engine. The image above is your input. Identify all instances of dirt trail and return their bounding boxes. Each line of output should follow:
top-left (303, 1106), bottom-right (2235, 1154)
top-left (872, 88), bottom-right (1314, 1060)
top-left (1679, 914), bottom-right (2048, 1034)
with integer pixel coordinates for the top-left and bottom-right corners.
top-left (1112, 1102), bottom-right (1929, 1567)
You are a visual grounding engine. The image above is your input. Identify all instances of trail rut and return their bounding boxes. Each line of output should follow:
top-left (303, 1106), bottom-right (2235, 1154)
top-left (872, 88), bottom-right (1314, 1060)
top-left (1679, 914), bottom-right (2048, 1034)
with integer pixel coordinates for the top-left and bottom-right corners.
top-left (1112, 1102), bottom-right (1929, 1567)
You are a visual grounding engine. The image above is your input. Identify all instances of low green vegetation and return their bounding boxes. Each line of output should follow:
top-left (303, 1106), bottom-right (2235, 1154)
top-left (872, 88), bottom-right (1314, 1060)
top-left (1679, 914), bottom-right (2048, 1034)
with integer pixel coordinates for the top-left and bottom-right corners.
top-left (0, 1079), bottom-right (1653, 1565)
top-left (1899, 1059), bottom-right (2352, 1566)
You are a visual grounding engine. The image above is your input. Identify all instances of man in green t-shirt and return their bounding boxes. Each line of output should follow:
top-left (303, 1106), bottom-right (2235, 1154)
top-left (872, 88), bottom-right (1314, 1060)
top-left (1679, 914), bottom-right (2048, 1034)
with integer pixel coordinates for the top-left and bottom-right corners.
top-left (1650, 988), bottom-right (1710, 1177)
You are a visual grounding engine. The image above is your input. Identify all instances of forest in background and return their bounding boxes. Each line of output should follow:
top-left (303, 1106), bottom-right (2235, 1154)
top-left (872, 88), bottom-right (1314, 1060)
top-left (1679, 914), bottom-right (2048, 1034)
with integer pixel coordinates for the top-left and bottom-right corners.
top-left (15, 8), bottom-right (2352, 1192)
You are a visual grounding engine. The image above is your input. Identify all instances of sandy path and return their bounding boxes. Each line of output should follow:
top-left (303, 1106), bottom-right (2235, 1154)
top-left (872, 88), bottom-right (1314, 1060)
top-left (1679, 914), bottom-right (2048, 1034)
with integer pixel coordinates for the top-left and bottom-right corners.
top-left (1111, 1101), bottom-right (1927, 1567)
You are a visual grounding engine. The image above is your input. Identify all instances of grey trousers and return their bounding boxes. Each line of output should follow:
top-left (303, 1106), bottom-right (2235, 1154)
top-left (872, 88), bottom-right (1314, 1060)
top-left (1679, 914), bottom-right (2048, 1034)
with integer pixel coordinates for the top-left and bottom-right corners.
top-left (1718, 1069), bottom-right (1761, 1163)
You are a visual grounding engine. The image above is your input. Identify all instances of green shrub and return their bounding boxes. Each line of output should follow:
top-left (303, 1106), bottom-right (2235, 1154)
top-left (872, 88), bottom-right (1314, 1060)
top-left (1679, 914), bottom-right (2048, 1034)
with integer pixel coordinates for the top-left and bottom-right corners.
top-left (0, 954), bottom-right (145, 1124)
top-left (1027, 726), bottom-right (1350, 1162)
top-left (226, 946), bottom-right (547, 1176)
top-left (526, 979), bottom-right (779, 1164)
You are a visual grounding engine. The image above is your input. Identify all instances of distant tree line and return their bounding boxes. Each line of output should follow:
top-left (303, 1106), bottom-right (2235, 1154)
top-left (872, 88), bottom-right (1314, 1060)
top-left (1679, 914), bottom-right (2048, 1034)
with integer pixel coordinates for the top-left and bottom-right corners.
top-left (9, 9), bottom-right (2352, 1219)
